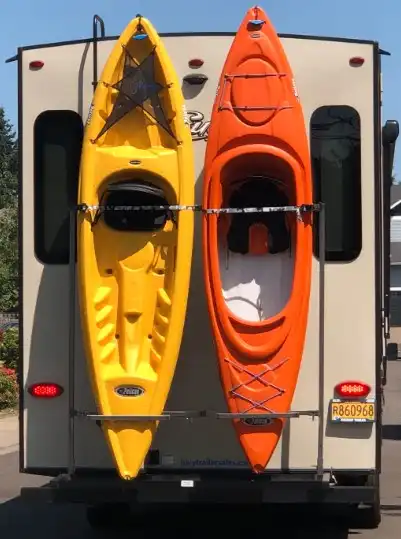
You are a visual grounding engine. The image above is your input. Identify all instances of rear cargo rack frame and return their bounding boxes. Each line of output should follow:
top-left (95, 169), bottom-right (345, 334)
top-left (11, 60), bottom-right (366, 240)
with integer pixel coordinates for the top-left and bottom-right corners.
top-left (66, 202), bottom-right (326, 479)
top-left (92, 14), bottom-right (106, 90)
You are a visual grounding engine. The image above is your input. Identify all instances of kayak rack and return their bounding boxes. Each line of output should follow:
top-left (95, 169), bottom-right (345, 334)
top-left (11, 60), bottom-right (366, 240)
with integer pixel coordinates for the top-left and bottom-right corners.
top-left (75, 410), bottom-right (319, 422)
top-left (67, 202), bottom-right (326, 479)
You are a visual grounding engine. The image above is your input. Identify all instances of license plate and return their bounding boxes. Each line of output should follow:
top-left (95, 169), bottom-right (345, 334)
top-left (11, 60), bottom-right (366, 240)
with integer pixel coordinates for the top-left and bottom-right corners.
top-left (329, 398), bottom-right (375, 423)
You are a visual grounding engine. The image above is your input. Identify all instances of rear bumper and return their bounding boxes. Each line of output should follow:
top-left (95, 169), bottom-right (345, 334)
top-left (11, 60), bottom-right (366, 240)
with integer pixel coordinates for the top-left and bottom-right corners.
top-left (20, 471), bottom-right (378, 505)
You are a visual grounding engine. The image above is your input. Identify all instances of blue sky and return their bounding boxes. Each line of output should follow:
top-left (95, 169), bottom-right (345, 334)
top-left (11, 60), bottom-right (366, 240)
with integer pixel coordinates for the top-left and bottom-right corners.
top-left (1, 0), bottom-right (400, 173)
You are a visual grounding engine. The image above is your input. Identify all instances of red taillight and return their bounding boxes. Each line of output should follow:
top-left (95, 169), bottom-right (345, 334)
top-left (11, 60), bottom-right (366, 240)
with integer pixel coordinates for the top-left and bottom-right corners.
top-left (188, 58), bottom-right (204, 68)
top-left (28, 382), bottom-right (64, 398)
top-left (335, 381), bottom-right (371, 398)
top-left (29, 60), bottom-right (44, 70)
top-left (349, 56), bottom-right (365, 67)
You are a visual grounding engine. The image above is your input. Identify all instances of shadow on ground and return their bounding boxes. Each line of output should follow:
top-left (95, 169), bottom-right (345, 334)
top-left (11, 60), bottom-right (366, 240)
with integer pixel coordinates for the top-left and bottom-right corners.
top-left (0, 499), bottom-right (352, 539)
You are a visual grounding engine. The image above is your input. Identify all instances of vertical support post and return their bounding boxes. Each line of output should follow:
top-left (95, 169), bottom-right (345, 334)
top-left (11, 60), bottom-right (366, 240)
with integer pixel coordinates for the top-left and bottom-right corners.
top-left (67, 208), bottom-right (77, 478)
top-left (317, 203), bottom-right (326, 477)
top-left (92, 15), bottom-right (106, 91)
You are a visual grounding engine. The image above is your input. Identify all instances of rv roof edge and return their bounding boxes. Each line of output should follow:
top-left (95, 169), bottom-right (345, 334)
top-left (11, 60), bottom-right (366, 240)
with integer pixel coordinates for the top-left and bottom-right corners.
top-left (8, 31), bottom-right (379, 58)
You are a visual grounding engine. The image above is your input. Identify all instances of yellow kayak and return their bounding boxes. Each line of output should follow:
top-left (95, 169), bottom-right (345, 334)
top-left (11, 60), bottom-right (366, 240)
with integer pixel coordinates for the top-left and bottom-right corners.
top-left (77, 15), bottom-right (194, 480)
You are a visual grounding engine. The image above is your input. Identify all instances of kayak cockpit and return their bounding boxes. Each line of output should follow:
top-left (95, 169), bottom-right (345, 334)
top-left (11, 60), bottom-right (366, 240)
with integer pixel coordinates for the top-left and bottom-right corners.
top-left (95, 179), bottom-right (172, 232)
top-left (218, 174), bottom-right (295, 322)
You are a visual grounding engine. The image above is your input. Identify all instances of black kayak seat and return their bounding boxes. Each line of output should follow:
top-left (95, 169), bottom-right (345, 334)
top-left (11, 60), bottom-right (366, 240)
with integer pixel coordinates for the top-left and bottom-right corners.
top-left (102, 179), bottom-right (170, 232)
top-left (226, 178), bottom-right (291, 255)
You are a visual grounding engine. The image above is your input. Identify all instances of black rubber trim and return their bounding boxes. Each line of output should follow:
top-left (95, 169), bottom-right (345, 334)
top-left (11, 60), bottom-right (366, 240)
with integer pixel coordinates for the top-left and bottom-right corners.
top-left (20, 474), bottom-right (377, 505)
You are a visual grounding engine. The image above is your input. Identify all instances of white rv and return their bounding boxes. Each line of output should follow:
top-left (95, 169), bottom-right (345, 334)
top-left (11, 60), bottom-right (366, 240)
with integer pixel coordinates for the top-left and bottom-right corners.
top-left (7, 13), bottom-right (399, 530)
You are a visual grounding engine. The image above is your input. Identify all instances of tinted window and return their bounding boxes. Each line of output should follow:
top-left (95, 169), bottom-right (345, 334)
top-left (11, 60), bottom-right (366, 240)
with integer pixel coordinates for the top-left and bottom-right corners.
top-left (310, 105), bottom-right (362, 262)
top-left (34, 110), bottom-right (83, 265)
top-left (390, 291), bottom-right (401, 327)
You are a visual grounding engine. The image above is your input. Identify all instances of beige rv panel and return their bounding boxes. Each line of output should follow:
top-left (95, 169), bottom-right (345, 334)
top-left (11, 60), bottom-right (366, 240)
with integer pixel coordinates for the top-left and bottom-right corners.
top-left (21, 35), bottom-right (378, 472)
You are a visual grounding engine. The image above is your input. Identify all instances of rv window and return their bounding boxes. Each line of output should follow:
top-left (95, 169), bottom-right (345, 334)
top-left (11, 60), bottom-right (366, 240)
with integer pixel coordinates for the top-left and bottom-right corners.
top-left (34, 110), bottom-right (83, 265)
top-left (310, 105), bottom-right (362, 262)
top-left (390, 291), bottom-right (401, 327)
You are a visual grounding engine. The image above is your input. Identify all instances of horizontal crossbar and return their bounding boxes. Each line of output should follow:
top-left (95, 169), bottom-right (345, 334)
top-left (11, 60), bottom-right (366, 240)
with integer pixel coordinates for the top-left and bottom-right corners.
top-left (77, 203), bottom-right (321, 215)
top-left (219, 105), bottom-right (293, 112)
top-left (215, 411), bottom-right (319, 419)
top-left (224, 73), bottom-right (287, 79)
top-left (77, 409), bottom-right (319, 422)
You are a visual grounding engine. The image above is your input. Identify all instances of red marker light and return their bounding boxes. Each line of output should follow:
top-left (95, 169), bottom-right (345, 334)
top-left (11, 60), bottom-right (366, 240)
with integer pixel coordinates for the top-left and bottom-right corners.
top-left (349, 57), bottom-right (365, 67)
top-left (188, 58), bottom-right (204, 68)
top-left (335, 381), bottom-right (371, 398)
top-left (29, 60), bottom-right (44, 70)
top-left (28, 382), bottom-right (64, 398)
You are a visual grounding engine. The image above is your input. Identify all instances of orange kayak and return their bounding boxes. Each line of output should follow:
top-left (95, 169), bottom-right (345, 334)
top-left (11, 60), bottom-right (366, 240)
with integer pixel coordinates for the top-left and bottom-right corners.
top-left (203, 5), bottom-right (313, 472)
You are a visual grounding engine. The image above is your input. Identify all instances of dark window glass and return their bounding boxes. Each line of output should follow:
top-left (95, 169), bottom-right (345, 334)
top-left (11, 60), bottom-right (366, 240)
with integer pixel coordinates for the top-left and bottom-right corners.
top-left (390, 291), bottom-right (401, 327)
top-left (310, 105), bottom-right (362, 261)
top-left (34, 110), bottom-right (83, 265)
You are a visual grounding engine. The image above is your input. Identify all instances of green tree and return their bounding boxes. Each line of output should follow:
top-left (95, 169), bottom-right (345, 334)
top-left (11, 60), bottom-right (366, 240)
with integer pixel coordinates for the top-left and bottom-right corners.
top-left (0, 107), bottom-right (18, 312)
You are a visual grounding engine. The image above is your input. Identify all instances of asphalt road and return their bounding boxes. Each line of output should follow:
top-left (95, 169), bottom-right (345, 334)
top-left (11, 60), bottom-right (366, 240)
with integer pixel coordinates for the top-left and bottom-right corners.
top-left (1, 363), bottom-right (401, 538)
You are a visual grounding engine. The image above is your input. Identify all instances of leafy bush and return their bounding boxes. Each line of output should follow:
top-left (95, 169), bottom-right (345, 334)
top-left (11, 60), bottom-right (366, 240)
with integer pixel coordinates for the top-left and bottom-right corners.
top-left (0, 326), bottom-right (19, 370)
top-left (0, 366), bottom-right (18, 410)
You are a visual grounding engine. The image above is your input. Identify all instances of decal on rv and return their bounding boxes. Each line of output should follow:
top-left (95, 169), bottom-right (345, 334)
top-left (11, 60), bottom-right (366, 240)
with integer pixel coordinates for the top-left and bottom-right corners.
top-left (187, 110), bottom-right (210, 141)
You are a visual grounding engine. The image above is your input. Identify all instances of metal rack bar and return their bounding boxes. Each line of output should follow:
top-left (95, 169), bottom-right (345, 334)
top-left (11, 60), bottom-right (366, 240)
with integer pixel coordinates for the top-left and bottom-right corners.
top-left (214, 411), bottom-right (319, 420)
top-left (79, 409), bottom-right (319, 422)
top-left (219, 105), bottom-right (293, 112)
top-left (84, 410), bottom-right (202, 421)
top-left (92, 15), bottom-right (106, 90)
top-left (224, 73), bottom-right (287, 79)
top-left (67, 209), bottom-right (77, 478)
top-left (317, 203), bottom-right (326, 477)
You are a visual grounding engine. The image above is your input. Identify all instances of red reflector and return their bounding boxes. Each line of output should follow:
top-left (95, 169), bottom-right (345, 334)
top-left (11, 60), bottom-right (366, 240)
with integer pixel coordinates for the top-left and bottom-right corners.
top-left (335, 381), bottom-right (371, 398)
top-left (29, 60), bottom-right (44, 70)
top-left (28, 382), bottom-right (64, 398)
top-left (188, 58), bottom-right (204, 68)
top-left (349, 56), bottom-right (365, 67)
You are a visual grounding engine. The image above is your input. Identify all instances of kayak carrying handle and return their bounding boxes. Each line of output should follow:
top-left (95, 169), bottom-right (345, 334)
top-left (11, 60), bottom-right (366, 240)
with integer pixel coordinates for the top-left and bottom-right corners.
top-left (92, 14), bottom-right (106, 91)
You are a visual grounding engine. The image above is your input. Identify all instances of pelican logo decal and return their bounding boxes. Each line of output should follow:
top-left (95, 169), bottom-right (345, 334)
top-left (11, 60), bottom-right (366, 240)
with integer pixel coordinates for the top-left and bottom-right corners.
top-left (115, 385), bottom-right (145, 397)
top-left (187, 110), bottom-right (210, 141)
top-left (241, 417), bottom-right (272, 426)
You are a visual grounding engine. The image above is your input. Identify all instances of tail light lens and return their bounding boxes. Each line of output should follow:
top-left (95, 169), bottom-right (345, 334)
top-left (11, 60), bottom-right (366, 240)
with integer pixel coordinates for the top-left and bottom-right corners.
top-left (188, 58), bottom-right (204, 68)
top-left (335, 381), bottom-right (371, 398)
top-left (349, 56), bottom-right (365, 67)
top-left (29, 60), bottom-right (44, 70)
top-left (28, 382), bottom-right (64, 398)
